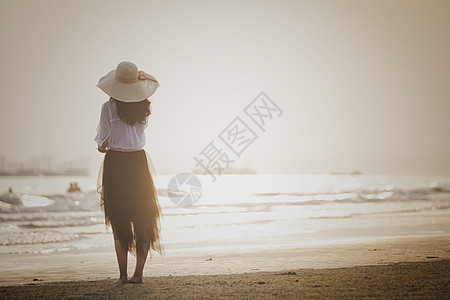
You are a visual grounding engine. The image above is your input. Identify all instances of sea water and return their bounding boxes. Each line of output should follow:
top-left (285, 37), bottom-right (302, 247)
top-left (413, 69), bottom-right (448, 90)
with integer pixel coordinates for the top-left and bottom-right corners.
top-left (0, 174), bottom-right (449, 255)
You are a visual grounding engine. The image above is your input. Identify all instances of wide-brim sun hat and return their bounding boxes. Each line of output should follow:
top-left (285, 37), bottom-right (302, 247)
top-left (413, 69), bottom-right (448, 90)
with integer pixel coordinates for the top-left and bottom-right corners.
top-left (97, 61), bottom-right (160, 102)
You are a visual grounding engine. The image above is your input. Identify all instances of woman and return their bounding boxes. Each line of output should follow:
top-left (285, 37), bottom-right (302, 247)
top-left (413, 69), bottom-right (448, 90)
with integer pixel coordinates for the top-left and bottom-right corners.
top-left (95, 61), bottom-right (163, 284)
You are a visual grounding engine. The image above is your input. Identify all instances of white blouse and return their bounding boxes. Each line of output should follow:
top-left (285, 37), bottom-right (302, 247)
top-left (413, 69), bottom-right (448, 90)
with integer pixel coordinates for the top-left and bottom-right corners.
top-left (94, 99), bottom-right (148, 152)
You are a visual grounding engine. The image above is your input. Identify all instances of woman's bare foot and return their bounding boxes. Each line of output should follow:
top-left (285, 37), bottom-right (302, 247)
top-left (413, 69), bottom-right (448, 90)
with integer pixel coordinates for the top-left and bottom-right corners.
top-left (116, 275), bottom-right (128, 284)
top-left (128, 274), bottom-right (143, 284)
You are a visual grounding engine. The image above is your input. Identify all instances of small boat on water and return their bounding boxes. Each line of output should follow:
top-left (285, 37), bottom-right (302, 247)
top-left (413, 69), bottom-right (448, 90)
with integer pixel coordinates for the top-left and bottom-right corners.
top-left (330, 170), bottom-right (363, 176)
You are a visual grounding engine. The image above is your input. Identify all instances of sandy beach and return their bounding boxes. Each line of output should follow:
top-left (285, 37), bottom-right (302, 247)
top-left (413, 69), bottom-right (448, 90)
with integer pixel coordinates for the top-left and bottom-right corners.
top-left (1, 260), bottom-right (448, 299)
top-left (1, 236), bottom-right (449, 299)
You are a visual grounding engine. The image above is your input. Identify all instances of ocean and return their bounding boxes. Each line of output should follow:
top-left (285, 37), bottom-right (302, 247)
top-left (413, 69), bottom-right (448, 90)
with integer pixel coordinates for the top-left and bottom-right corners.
top-left (0, 174), bottom-right (449, 256)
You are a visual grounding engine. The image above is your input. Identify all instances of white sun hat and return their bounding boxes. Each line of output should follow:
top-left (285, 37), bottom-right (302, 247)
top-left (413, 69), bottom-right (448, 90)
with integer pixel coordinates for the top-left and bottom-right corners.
top-left (97, 61), bottom-right (160, 102)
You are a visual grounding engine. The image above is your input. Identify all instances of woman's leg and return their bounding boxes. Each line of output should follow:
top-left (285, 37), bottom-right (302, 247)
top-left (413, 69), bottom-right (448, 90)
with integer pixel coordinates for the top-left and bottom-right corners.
top-left (128, 232), bottom-right (150, 284)
top-left (114, 238), bottom-right (128, 283)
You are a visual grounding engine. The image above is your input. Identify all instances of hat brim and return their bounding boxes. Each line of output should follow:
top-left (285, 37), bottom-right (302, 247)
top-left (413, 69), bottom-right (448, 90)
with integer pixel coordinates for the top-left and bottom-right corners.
top-left (97, 70), bottom-right (159, 102)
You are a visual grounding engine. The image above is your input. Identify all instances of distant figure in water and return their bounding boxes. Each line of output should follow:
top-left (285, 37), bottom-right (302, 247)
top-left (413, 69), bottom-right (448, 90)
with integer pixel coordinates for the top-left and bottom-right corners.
top-left (94, 61), bottom-right (162, 284)
top-left (0, 187), bottom-right (22, 205)
top-left (67, 182), bottom-right (81, 193)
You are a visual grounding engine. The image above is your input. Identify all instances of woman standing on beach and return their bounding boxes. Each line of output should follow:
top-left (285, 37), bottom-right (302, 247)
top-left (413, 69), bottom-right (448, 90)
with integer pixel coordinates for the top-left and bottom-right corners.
top-left (95, 61), bottom-right (162, 284)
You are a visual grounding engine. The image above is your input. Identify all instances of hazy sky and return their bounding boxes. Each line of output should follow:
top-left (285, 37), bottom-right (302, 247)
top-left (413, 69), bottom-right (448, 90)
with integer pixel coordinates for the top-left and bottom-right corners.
top-left (1, 0), bottom-right (449, 175)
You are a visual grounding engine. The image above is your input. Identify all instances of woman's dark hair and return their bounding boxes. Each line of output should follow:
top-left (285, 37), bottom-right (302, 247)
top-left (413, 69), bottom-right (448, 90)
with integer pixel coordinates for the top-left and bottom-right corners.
top-left (112, 98), bottom-right (151, 126)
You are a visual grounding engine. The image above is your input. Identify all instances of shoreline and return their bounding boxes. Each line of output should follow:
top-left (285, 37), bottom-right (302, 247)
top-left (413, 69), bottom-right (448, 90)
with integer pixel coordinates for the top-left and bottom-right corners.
top-left (1, 235), bottom-right (449, 287)
top-left (1, 260), bottom-right (449, 299)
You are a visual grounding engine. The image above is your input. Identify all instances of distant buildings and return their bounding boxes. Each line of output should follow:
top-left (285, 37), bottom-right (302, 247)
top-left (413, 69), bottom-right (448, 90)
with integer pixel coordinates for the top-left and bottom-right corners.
top-left (0, 154), bottom-right (90, 176)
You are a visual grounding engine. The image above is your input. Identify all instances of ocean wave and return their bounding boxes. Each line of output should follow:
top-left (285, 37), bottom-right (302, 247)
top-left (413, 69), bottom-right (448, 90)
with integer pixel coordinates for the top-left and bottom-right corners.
top-left (253, 187), bottom-right (450, 203)
top-left (159, 190), bottom-right (450, 216)
top-left (308, 205), bottom-right (450, 220)
top-left (0, 184), bottom-right (449, 217)
top-left (17, 218), bottom-right (104, 229)
top-left (0, 191), bottom-right (101, 214)
top-left (0, 231), bottom-right (84, 246)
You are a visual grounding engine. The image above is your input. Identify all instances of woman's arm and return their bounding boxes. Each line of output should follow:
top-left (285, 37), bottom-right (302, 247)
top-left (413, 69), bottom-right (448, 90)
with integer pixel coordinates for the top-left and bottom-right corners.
top-left (94, 102), bottom-right (111, 153)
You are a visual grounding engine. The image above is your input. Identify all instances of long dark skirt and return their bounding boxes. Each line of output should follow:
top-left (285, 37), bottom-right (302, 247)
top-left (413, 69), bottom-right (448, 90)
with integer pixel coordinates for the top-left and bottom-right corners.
top-left (99, 149), bottom-right (162, 257)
